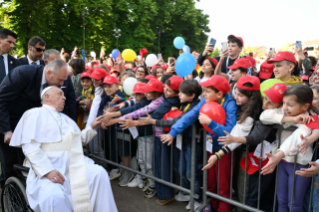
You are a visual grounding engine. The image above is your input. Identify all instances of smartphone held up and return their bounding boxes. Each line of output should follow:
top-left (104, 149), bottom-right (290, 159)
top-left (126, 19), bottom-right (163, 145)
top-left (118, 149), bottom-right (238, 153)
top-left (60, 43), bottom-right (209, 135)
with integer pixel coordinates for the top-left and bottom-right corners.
top-left (208, 38), bottom-right (216, 52)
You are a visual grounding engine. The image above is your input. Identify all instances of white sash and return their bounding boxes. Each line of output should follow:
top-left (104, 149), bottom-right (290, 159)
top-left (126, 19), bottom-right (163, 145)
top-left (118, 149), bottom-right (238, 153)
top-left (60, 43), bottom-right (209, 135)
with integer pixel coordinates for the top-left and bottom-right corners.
top-left (41, 133), bottom-right (92, 212)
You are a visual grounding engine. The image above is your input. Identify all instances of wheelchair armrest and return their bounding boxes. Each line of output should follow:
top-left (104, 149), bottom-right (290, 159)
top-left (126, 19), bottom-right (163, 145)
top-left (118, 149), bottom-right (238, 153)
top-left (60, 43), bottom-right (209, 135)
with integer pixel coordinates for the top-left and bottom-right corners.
top-left (13, 164), bottom-right (30, 173)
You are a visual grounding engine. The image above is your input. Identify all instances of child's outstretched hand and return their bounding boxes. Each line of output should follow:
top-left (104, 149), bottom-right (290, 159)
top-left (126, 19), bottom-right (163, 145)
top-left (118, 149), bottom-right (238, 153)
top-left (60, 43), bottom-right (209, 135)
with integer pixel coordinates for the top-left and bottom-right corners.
top-left (293, 114), bottom-right (314, 124)
top-left (111, 95), bottom-right (122, 104)
top-left (199, 113), bottom-right (211, 125)
top-left (91, 116), bottom-right (104, 129)
top-left (218, 131), bottom-right (234, 146)
top-left (299, 134), bottom-right (312, 155)
top-left (161, 134), bottom-right (174, 146)
top-left (119, 117), bottom-right (136, 130)
top-left (261, 152), bottom-right (281, 175)
top-left (139, 113), bottom-right (155, 125)
top-left (295, 161), bottom-right (319, 177)
top-left (202, 155), bottom-right (218, 170)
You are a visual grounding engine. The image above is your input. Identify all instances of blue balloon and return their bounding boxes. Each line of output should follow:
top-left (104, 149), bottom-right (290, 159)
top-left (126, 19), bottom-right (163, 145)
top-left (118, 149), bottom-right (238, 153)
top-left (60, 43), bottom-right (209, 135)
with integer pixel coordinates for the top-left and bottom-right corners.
top-left (183, 45), bottom-right (190, 53)
top-left (175, 53), bottom-right (196, 77)
top-left (173, 37), bottom-right (185, 49)
top-left (112, 49), bottom-right (120, 61)
top-left (81, 49), bottom-right (86, 64)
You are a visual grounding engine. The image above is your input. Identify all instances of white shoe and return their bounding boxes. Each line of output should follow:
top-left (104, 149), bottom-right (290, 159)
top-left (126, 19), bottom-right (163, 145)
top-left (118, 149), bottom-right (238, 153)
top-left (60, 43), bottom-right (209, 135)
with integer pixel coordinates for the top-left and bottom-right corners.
top-left (109, 171), bottom-right (121, 181)
top-left (175, 191), bottom-right (190, 202)
top-left (127, 175), bottom-right (143, 188)
top-left (186, 201), bottom-right (190, 210)
top-left (185, 201), bottom-right (202, 210)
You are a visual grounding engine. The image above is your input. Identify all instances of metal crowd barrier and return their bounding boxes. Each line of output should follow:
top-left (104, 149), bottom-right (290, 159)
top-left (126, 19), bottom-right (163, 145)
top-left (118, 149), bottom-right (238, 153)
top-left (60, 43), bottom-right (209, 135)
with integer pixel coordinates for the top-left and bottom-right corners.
top-left (88, 122), bottom-right (318, 212)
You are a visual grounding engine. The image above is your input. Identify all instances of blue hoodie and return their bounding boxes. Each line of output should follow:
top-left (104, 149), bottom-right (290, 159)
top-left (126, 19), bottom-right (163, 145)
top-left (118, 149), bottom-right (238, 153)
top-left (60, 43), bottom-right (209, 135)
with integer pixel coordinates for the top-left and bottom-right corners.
top-left (169, 93), bottom-right (237, 151)
top-left (97, 89), bottom-right (125, 116)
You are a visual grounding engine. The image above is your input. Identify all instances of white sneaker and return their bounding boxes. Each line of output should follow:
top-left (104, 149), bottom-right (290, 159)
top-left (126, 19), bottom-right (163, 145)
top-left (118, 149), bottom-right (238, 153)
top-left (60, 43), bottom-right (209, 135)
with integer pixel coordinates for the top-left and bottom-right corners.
top-left (185, 201), bottom-right (202, 210)
top-left (127, 175), bottom-right (143, 188)
top-left (109, 170), bottom-right (121, 181)
top-left (186, 201), bottom-right (190, 210)
top-left (175, 191), bottom-right (190, 202)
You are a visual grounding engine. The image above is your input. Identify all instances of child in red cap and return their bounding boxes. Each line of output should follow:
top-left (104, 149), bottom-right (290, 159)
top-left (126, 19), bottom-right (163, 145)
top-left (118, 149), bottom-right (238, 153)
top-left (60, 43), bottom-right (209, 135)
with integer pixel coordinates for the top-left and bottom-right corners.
top-left (211, 82), bottom-right (287, 211)
top-left (260, 85), bottom-right (318, 211)
top-left (201, 76), bottom-right (261, 210)
top-left (143, 79), bottom-right (204, 207)
top-left (102, 78), bottom-right (165, 190)
top-left (76, 72), bottom-right (95, 130)
top-left (162, 75), bottom-right (238, 211)
top-left (267, 51), bottom-right (302, 86)
top-left (120, 76), bottom-right (182, 204)
top-left (195, 57), bottom-right (218, 84)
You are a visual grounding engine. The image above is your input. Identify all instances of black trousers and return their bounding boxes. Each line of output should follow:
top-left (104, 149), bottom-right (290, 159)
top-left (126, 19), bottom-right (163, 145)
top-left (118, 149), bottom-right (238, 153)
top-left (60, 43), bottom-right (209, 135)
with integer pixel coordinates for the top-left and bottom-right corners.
top-left (0, 134), bottom-right (24, 183)
top-left (245, 168), bottom-right (276, 212)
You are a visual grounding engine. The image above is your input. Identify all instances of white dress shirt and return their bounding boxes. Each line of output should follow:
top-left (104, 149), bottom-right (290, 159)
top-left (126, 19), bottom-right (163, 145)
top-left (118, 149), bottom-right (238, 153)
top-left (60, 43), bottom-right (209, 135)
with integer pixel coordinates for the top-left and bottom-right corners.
top-left (27, 55), bottom-right (40, 65)
top-left (2, 53), bottom-right (9, 75)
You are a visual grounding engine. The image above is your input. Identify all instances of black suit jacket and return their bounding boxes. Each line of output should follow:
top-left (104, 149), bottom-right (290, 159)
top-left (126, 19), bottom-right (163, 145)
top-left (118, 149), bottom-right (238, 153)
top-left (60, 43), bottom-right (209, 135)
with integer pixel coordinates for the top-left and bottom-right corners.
top-left (0, 65), bottom-right (77, 133)
top-left (18, 56), bottom-right (45, 66)
top-left (7, 55), bottom-right (21, 72)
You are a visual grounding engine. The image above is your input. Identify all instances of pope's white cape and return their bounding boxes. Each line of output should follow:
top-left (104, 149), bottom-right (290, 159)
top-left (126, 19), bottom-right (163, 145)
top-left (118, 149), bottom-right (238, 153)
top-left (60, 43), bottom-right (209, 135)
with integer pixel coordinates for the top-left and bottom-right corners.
top-left (10, 107), bottom-right (80, 147)
top-left (10, 105), bottom-right (118, 212)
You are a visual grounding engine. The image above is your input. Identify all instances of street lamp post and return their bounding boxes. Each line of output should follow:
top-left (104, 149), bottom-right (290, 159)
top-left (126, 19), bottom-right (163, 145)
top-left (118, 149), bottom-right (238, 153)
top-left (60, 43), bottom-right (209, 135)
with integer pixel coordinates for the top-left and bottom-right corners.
top-left (82, 8), bottom-right (89, 53)
top-left (156, 27), bottom-right (164, 54)
top-left (113, 29), bottom-right (121, 49)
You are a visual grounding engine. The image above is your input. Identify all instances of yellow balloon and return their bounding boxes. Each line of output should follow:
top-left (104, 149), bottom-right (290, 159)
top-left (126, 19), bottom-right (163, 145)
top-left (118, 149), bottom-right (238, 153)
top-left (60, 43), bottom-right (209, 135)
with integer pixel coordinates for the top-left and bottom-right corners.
top-left (281, 41), bottom-right (290, 51)
top-left (122, 49), bottom-right (137, 62)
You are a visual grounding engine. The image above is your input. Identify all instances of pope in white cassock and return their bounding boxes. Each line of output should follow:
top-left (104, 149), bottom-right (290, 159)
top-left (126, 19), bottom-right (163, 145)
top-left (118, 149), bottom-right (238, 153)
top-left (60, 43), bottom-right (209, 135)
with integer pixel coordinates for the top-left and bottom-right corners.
top-left (10, 86), bottom-right (118, 212)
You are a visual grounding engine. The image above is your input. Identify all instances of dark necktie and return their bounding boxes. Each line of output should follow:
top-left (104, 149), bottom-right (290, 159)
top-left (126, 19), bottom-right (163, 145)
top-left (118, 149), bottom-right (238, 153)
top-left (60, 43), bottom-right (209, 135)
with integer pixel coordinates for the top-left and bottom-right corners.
top-left (31, 62), bottom-right (37, 65)
top-left (0, 55), bottom-right (6, 83)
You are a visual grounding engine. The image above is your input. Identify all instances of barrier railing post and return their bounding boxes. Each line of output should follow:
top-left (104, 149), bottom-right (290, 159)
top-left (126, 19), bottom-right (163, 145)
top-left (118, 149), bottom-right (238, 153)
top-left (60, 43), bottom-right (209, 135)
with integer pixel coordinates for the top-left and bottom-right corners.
top-left (308, 141), bottom-right (318, 212)
top-left (273, 128), bottom-right (282, 212)
top-left (257, 139), bottom-right (264, 209)
top-left (189, 125), bottom-right (197, 212)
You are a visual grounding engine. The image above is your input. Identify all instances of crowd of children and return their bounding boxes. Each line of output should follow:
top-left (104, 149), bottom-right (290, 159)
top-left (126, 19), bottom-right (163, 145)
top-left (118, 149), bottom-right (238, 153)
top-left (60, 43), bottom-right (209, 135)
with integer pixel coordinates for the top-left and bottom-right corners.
top-left (70, 34), bottom-right (319, 212)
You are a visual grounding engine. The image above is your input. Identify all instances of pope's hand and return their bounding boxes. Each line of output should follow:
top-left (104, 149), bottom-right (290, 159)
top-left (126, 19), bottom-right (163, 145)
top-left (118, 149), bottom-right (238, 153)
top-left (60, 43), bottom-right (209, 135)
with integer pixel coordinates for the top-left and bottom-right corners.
top-left (91, 116), bottom-right (103, 129)
top-left (4, 131), bottom-right (12, 144)
top-left (44, 170), bottom-right (65, 185)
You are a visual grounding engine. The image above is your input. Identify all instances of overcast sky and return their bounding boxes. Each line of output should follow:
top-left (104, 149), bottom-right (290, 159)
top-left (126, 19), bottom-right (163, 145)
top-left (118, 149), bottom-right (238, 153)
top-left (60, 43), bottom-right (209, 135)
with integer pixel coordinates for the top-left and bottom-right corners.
top-left (195, 0), bottom-right (319, 50)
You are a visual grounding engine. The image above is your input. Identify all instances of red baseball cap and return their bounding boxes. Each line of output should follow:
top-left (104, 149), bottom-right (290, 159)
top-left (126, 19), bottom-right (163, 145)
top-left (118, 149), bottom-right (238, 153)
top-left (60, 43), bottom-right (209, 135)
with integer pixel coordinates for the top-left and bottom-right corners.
top-left (300, 75), bottom-right (309, 81)
top-left (227, 35), bottom-right (244, 47)
top-left (80, 72), bottom-right (91, 79)
top-left (145, 75), bottom-right (157, 80)
top-left (267, 51), bottom-right (297, 64)
top-left (264, 83), bottom-right (288, 104)
top-left (162, 64), bottom-right (169, 70)
top-left (90, 68), bottom-right (109, 80)
top-left (167, 76), bottom-right (184, 91)
top-left (207, 57), bottom-right (218, 66)
top-left (240, 152), bottom-right (269, 175)
top-left (103, 75), bottom-right (119, 85)
top-left (227, 58), bottom-right (252, 70)
top-left (259, 62), bottom-right (274, 79)
top-left (133, 82), bottom-right (146, 94)
top-left (143, 79), bottom-right (164, 93)
top-left (199, 75), bottom-right (231, 94)
top-left (305, 115), bottom-right (319, 129)
top-left (236, 76), bottom-right (260, 91)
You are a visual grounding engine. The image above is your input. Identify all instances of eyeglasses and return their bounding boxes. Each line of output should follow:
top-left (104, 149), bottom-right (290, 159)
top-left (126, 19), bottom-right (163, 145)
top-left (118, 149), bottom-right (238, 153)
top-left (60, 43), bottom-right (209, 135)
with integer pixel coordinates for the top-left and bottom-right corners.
top-left (137, 70), bottom-right (145, 74)
top-left (33, 46), bottom-right (45, 52)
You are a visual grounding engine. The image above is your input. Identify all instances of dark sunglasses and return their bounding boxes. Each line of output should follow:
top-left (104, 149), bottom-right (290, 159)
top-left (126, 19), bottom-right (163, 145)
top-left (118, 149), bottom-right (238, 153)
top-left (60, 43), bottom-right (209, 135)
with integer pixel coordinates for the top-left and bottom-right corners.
top-left (33, 46), bottom-right (45, 52)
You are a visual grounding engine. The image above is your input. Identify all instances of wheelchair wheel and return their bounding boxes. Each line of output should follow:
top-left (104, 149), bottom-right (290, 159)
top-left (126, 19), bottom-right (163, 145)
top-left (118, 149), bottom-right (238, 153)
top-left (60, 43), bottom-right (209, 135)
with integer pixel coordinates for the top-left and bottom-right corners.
top-left (1, 176), bottom-right (33, 212)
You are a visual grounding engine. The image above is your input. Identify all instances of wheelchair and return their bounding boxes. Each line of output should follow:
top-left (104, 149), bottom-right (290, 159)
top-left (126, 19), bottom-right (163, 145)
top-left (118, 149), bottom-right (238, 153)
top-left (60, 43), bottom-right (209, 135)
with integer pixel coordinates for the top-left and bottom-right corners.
top-left (1, 164), bottom-right (33, 212)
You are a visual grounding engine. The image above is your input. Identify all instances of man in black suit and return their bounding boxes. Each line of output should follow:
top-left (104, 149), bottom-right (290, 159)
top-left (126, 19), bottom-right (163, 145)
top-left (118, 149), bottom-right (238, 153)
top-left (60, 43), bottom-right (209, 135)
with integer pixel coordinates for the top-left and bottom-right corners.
top-left (0, 29), bottom-right (20, 82)
top-left (0, 59), bottom-right (72, 183)
top-left (19, 36), bottom-right (45, 65)
top-left (43, 49), bottom-right (77, 122)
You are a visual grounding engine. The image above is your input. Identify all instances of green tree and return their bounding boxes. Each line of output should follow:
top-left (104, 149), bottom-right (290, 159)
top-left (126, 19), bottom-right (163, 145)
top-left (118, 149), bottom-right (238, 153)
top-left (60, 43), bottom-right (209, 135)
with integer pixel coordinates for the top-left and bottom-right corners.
top-left (0, 0), bottom-right (210, 60)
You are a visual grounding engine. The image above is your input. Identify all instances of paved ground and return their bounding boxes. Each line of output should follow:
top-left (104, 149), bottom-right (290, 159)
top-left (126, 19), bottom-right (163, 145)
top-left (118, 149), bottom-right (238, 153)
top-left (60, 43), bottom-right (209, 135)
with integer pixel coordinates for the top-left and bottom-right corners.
top-left (111, 180), bottom-right (188, 212)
